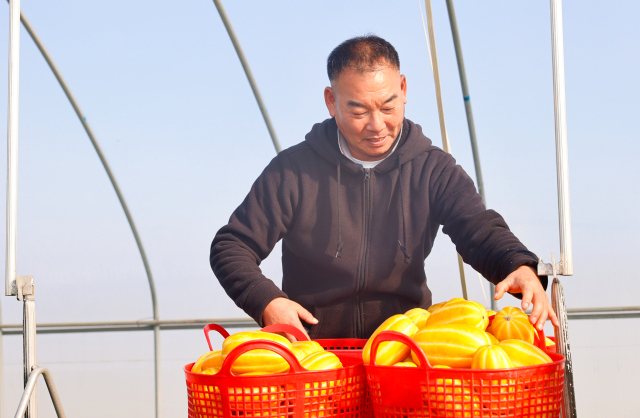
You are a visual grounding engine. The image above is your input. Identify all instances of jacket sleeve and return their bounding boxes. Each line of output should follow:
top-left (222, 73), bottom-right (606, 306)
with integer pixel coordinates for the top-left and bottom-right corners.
top-left (210, 152), bottom-right (299, 326)
top-left (429, 151), bottom-right (545, 289)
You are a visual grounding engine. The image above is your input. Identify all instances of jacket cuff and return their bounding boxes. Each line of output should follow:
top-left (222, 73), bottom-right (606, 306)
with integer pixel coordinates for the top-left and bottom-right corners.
top-left (242, 279), bottom-right (288, 327)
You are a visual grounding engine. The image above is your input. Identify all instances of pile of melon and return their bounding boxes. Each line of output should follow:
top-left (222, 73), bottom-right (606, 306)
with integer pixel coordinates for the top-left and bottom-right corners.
top-left (363, 298), bottom-right (554, 370)
top-left (191, 330), bottom-right (343, 376)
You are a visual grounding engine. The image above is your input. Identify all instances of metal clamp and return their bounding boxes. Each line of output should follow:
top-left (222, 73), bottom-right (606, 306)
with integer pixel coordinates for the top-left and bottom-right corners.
top-left (537, 254), bottom-right (563, 277)
top-left (12, 275), bottom-right (34, 301)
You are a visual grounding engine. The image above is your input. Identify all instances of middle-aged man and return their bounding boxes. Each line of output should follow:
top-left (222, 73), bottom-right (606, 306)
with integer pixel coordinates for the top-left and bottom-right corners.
top-left (211, 35), bottom-right (559, 341)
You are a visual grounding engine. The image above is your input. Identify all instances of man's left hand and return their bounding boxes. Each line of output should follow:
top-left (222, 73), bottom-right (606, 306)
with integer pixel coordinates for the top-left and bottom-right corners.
top-left (494, 265), bottom-right (560, 330)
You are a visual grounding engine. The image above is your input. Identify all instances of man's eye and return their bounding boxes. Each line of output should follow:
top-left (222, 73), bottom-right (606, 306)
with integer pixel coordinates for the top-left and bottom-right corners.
top-left (383, 107), bottom-right (395, 112)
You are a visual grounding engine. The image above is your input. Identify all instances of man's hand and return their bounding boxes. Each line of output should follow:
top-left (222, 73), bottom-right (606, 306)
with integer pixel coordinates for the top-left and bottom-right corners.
top-left (494, 265), bottom-right (560, 330)
top-left (262, 297), bottom-right (318, 342)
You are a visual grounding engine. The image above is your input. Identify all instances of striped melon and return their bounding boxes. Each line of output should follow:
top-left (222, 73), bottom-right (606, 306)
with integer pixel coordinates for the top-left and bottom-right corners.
top-left (201, 367), bottom-right (220, 375)
top-left (412, 324), bottom-right (492, 368)
top-left (498, 339), bottom-right (552, 367)
top-left (362, 314), bottom-right (418, 365)
top-left (221, 331), bottom-right (292, 375)
top-left (404, 308), bottom-right (431, 329)
top-left (485, 331), bottom-right (499, 345)
top-left (191, 350), bottom-right (223, 373)
top-left (471, 345), bottom-right (514, 369)
top-left (443, 297), bottom-right (466, 306)
top-left (426, 300), bottom-right (489, 330)
top-left (292, 340), bottom-right (324, 359)
top-left (427, 302), bottom-right (445, 313)
top-left (301, 351), bottom-right (342, 370)
top-left (292, 347), bottom-right (306, 362)
top-left (490, 306), bottom-right (535, 344)
top-left (392, 361), bottom-right (417, 368)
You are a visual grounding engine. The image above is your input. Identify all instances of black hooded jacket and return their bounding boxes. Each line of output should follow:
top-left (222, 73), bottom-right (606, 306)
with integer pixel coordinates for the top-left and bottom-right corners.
top-left (210, 117), bottom-right (542, 339)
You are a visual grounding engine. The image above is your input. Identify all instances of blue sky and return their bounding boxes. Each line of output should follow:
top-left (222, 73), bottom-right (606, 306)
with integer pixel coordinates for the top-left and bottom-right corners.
top-left (0, 1), bottom-right (638, 416)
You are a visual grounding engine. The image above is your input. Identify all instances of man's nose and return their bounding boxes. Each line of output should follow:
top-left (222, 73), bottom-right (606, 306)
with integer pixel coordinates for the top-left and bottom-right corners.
top-left (366, 111), bottom-right (385, 133)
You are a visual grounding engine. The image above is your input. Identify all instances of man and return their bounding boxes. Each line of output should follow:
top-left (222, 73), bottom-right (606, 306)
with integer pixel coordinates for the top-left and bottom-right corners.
top-left (211, 35), bottom-right (558, 341)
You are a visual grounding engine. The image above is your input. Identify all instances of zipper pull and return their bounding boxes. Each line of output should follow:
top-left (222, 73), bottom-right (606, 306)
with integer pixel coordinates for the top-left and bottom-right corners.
top-left (364, 168), bottom-right (371, 180)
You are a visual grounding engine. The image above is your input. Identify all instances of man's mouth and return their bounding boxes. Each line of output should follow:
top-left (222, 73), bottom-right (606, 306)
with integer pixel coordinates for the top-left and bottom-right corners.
top-left (366, 136), bottom-right (387, 145)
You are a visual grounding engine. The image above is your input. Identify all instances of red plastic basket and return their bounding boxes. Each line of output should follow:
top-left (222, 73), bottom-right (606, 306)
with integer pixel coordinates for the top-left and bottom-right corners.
top-left (185, 324), bottom-right (368, 418)
top-left (312, 337), bottom-right (371, 418)
top-left (364, 330), bottom-right (565, 418)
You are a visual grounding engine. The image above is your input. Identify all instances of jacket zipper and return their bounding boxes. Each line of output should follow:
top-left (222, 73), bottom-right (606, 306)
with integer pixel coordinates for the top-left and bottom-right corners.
top-left (356, 168), bottom-right (371, 339)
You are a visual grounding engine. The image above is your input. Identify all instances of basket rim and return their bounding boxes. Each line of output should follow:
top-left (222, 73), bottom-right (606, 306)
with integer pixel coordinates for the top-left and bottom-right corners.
top-left (364, 351), bottom-right (565, 374)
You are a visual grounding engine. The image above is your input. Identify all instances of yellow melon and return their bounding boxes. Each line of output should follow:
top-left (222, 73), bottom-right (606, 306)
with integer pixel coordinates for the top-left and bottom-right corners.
top-left (292, 340), bottom-right (324, 358)
top-left (485, 331), bottom-right (499, 345)
top-left (301, 351), bottom-right (342, 371)
top-left (486, 310), bottom-right (497, 317)
top-left (426, 300), bottom-right (489, 330)
top-left (201, 367), bottom-right (220, 375)
top-left (427, 302), bottom-right (445, 313)
top-left (471, 345), bottom-right (514, 369)
top-left (412, 324), bottom-right (492, 368)
top-left (498, 339), bottom-right (552, 367)
top-left (221, 331), bottom-right (293, 375)
top-left (404, 308), bottom-right (431, 329)
top-left (362, 314), bottom-right (418, 365)
top-left (490, 306), bottom-right (535, 344)
top-left (292, 347), bottom-right (306, 362)
top-left (545, 337), bottom-right (555, 346)
top-left (433, 364), bottom-right (451, 369)
top-left (392, 361), bottom-right (417, 368)
top-left (443, 297), bottom-right (466, 306)
top-left (191, 350), bottom-right (223, 374)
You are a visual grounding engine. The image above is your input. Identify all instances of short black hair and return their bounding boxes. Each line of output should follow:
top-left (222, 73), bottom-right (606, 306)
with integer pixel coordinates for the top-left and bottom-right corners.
top-left (327, 34), bottom-right (400, 82)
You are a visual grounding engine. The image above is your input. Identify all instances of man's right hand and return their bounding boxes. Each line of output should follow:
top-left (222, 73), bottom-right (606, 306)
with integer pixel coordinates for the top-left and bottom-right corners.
top-left (262, 297), bottom-right (318, 342)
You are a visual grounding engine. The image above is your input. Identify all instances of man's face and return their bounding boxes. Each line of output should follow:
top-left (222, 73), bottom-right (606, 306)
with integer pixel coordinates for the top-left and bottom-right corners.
top-left (324, 63), bottom-right (407, 162)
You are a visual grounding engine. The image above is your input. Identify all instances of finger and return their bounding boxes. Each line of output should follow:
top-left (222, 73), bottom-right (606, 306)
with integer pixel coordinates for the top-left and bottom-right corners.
top-left (547, 304), bottom-right (560, 328)
top-left (296, 306), bottom-right (319, 325)
top-left (291, 317), bottom-right (311, 341)
top-left (535, 307), bottom-right (548, 331)
top-left (494, 280), bottom-right (510, 300)
top-left (528, 290), bottom-right (543, 324)
top-left (275, 331), bottom-right (296, 344)
top-left (521, 284), bottom-right (534, 312)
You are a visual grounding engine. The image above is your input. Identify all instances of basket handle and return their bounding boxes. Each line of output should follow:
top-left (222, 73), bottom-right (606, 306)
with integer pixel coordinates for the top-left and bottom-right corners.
top-left (261, 323), bottom-right (309, 341)
top-left (370, 330), bottom-right (431, 369)
top-left (204, 324), bottom-right (230, 351)
top-left (217, 340), bottom-right (304, 377)
top-left (533, 325), bottom-right (547, 351)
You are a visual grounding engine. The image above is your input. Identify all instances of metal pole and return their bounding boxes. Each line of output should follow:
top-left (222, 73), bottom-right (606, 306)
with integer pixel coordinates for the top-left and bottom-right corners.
top-left (550, 0), bottom-right (573, 276)
top-left (444, 0), bottom-right (485, 202)
top-left (211, 0), bottom-right (282, 154)
top-left (5, 0), bottom-right (20, 296)
top-left (22, 294), bottom-right (36, 418)
top-left (14, 367), bottom-right (66, 418)
top-left (444, 0), bottom-right (497, 311)
top-left (423, 0), bottom-right (468, 299)
top-left (4, 1), bottom-right (21, 416)
top-left (11, 11), bottom-right (162, 417)
top-left (0, 301), bottom-right (4, 418)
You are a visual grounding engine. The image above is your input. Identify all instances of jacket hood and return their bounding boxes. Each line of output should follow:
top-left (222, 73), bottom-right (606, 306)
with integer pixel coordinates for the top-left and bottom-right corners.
top-left (304, 117), bottom-right (434, 173)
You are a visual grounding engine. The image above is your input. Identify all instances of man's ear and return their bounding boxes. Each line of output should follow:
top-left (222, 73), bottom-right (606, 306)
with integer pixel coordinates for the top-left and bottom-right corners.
top-left (324, 86), bottom-right (337, 117)
top-left (400, 74), bottom-right (407, 104)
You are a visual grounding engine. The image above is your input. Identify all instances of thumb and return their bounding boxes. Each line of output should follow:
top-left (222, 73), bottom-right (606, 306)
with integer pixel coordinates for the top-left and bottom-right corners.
top-left (296, 306), bottom-right (318, 324)
top-left (494, 279), bottom-right (509, 300)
